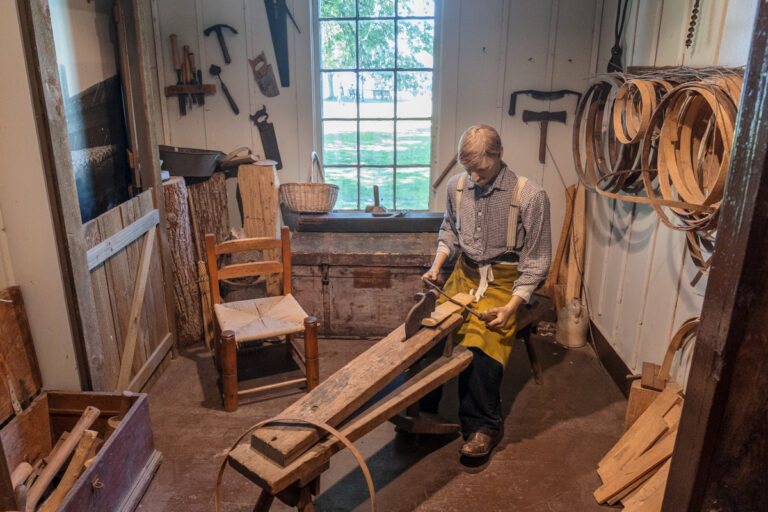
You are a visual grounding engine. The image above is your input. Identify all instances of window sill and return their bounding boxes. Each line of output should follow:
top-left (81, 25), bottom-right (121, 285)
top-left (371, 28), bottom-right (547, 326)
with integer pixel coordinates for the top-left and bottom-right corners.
top-left (282, 208), bottom-right (443, 233)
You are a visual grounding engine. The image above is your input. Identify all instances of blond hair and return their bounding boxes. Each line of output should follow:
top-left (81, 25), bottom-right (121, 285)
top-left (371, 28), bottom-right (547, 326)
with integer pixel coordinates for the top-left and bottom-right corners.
top-left (458, 125), bottom-right (502, 171)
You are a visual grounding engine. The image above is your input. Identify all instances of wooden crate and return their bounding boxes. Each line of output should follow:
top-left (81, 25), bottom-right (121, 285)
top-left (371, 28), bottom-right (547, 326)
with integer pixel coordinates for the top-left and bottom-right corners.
top-left (291, 232), bottom-right (449, 337)
top-left (0, 391), bottom-right (160, 511)
top-left (0, 286), bottom-right (160, 510)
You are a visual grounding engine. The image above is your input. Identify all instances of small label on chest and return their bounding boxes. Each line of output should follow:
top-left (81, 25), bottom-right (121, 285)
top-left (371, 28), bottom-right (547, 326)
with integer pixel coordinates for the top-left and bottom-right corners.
top-left (352, 268), bottom-right (393, 289)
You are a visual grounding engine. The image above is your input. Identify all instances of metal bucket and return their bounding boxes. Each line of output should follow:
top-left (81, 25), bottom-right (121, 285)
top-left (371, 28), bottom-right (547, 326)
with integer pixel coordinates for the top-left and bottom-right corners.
top-left (159, 145), bottom-right (225, 178)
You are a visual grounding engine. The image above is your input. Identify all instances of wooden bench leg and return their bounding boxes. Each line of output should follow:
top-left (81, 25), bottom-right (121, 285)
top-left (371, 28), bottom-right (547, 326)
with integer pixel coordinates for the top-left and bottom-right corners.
top-left (253, 490), bottom-right (274, 512)
top-left (297, 486), bottom-right (314, 512)
top-left (221, 330), bottom-right (239, 411)
top-left (520, 326), bottom-right (543, 385)
top-left (304, 317), bottom-right (319, 392)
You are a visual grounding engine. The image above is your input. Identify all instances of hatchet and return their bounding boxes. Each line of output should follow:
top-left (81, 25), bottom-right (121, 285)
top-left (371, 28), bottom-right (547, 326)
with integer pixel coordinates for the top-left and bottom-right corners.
top-left (522, 110), bottom-right (567, 164)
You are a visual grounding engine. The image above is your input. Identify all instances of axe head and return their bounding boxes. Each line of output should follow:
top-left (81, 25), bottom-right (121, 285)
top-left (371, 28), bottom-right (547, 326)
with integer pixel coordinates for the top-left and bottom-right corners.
top-left (522, 110), bottom-right (567, 124)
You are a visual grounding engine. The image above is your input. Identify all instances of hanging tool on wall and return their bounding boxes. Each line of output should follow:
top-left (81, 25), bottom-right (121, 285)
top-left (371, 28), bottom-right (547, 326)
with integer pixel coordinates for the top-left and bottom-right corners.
top-left (169, 34), bottom-right (186, 115)
top-left (249, 105), bottom-right (282, 169)
top-left (209, 64), bottom-right (239, 115)
top-left (184, 46), bottom-right (197, 106)
top-left (685, 0), bottom-right (702, 49)
top-left (522, 110), bottom-right (566, 164)
top-left (264, 0), bottom-right (301, 87)
top-left (204, 24), bottom-right (238, 64)
top-left (508, 89), bottom-right (581, 116)
top-left (249, 52), bottom-right (280, 97)
top-left (189, 53), bottom-right (204, 105)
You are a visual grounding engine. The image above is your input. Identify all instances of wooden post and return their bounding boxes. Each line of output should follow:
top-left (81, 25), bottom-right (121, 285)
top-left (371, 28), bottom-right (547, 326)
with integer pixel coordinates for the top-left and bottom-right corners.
top-left (663, 2), bottom-right (768, 509)
top-left (304, 317), bottom-right (319, 391)
top-left (162, 177), bottom-right (202, 346)
top-left (221, 330), bottom-right (238, 412)
top-left (282, 226), bottom-right (292, 295)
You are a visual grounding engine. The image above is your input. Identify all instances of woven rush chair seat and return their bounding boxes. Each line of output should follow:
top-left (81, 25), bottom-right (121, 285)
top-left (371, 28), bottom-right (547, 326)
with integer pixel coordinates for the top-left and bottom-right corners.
top-left (214, 294), bottom-right (308, 342)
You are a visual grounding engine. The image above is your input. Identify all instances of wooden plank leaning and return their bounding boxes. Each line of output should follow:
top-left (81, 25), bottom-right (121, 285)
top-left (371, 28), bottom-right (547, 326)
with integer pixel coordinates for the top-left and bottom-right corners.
top-left (251, 313), bottom-right (465, 466)
top-left (116, 227), bottom-right (157, 390)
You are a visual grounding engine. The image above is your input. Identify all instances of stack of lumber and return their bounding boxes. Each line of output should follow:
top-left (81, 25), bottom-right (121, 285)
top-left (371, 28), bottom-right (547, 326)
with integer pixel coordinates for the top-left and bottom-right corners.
top-left (625, 317), bottom-right (698, 430)
top-left (594, 384), bottom-right (683, 511)
top-left (540, 184), bottom-right (586, 312)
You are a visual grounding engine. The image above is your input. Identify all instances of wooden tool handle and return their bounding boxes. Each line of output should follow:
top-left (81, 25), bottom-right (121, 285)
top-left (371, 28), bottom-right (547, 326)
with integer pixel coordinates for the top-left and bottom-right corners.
top-left (189, 52), bottom-right (197, 75)
top-left (11, 462), bottom-right (33, 489)
top-left (38, 430), bottom-right (99, 512)
top-left (170, 34), bottom-right (181, 71)
top-left (432, 153), bottom-right (459, 189)
top-left (182, 45), bottom-right (191, 83)
top-left (538, 119), bottom-right (548, 164)
top-left (25, 406), bottom-right (100, 512)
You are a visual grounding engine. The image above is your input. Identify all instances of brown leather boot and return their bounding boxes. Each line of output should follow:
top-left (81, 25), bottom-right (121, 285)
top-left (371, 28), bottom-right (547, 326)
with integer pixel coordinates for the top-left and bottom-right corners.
top-left (460, 432), bottom-right (501, 458)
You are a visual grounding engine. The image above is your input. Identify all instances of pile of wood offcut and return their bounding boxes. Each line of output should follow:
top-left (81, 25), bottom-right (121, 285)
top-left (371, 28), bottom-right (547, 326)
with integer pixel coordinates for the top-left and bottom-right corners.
top-left (593, 383), bottom-right (683, 510)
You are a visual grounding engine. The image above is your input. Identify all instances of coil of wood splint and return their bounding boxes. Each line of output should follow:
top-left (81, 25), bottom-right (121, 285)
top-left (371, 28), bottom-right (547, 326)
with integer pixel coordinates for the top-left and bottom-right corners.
top-left (572, 68), bottom-right (743, 276)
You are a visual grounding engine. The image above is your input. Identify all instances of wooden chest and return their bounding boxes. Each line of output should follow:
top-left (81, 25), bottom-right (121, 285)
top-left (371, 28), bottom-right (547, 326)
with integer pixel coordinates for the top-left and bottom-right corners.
top-left (0, 286), bottom-right (161, 511)
top-left (291, 232), bottom-right (447, 337)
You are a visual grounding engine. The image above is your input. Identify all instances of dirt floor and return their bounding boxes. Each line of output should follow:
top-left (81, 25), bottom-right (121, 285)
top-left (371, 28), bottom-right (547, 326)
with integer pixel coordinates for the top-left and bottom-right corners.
top-left (137, 334), bottom-right (626, 511)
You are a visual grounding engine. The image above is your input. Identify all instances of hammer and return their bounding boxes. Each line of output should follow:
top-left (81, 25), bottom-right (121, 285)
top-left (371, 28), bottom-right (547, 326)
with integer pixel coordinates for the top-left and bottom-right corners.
top-left (204, 24), bottom-right (237, 64)
top-left (522, 110), bottom-right (567, 164)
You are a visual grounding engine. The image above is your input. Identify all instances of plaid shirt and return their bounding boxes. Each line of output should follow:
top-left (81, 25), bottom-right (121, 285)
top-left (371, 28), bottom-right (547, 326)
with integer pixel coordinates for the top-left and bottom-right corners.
top-left (437, 165), bottom-right (552, 302)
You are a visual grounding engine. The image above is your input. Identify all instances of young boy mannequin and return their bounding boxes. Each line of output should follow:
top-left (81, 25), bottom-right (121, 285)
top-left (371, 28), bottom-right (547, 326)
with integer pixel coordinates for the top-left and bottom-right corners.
top-left (422, 125), bottom-right (552, 458)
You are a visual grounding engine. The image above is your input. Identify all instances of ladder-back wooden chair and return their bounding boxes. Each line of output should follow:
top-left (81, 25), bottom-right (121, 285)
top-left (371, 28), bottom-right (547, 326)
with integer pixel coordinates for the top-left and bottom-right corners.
top-left (205, 227), bottom-right (319, 412)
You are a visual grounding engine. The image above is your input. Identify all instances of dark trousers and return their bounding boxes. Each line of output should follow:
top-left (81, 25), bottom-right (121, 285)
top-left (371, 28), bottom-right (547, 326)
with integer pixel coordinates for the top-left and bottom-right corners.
top-left (420, 347), bottom-right (505, 437)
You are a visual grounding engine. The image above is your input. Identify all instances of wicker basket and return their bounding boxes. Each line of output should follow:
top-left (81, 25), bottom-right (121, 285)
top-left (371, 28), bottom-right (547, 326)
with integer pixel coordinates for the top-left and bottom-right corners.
top-left (279, 152), bottom-right (339, 213)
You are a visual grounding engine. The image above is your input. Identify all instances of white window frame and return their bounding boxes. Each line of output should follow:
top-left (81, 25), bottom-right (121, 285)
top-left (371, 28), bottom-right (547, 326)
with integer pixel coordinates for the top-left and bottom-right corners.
top-left (309, 0), bottom-right (443, 211)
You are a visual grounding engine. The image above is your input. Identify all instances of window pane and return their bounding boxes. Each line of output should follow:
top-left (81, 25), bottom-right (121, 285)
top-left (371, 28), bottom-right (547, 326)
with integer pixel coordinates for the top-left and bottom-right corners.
top-left (359, 72), bottom-right (393, 118)
top-left (397, 20), bottom-right (434, 68)
top-left (397, 121), bottom-right (431, 165)
top-left (323, 121), bottom-right (357, 165)
top-left (324, 167), bottom-right (358, 209)
top-left (359, 21), bottom-right (395, 69)
top-left (359, 121), bottom-right (394, 165)
top-left (361, 168), bottom-right (394, 210)
top-left (359, 0), bottom-right (394, 17)
top-left (319, 0), bottom-right (355, 18)
top-left (398, 0), bottom-right (435, 17)
top-left (396, 167), bottom-right (430, 209)
top-left (397, 71), bottom-right (432, 117)
top-left (321, 21), bottom-right (356, 69)
top-left (322, 72), bottom-right (357, 118)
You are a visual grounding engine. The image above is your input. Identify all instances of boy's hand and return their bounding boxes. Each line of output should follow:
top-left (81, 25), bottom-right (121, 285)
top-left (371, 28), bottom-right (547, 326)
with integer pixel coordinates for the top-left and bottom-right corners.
top-left (422, 267), bottom-right (440, 282)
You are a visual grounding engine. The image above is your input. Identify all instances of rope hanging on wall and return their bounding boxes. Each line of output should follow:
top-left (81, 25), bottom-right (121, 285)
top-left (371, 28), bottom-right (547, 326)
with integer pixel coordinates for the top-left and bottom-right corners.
top-left (572, 67), bottom-right (744, 277)
top-left (607, 0), bottom-right (631, 72)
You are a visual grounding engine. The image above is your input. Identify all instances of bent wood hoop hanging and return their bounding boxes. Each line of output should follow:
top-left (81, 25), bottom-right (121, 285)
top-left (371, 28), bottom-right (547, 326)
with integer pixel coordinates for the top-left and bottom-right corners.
top-left (572, 68), bottom-right (743, 275)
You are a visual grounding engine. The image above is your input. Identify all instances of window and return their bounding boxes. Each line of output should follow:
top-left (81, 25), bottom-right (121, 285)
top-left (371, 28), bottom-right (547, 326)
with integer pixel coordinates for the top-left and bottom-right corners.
top-left (316, 0), bottom-right (436, 210)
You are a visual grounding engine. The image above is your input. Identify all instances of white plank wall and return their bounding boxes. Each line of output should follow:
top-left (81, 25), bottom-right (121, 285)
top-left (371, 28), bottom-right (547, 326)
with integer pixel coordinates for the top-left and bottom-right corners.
top-left (153, 0), bottom-right (313, 227)
top-left (430, 0), bottom-right (601, 268)
top-left (584, 0), bottom-right (758, 388)
top-left (154, 0), bottom-right (599, 239)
